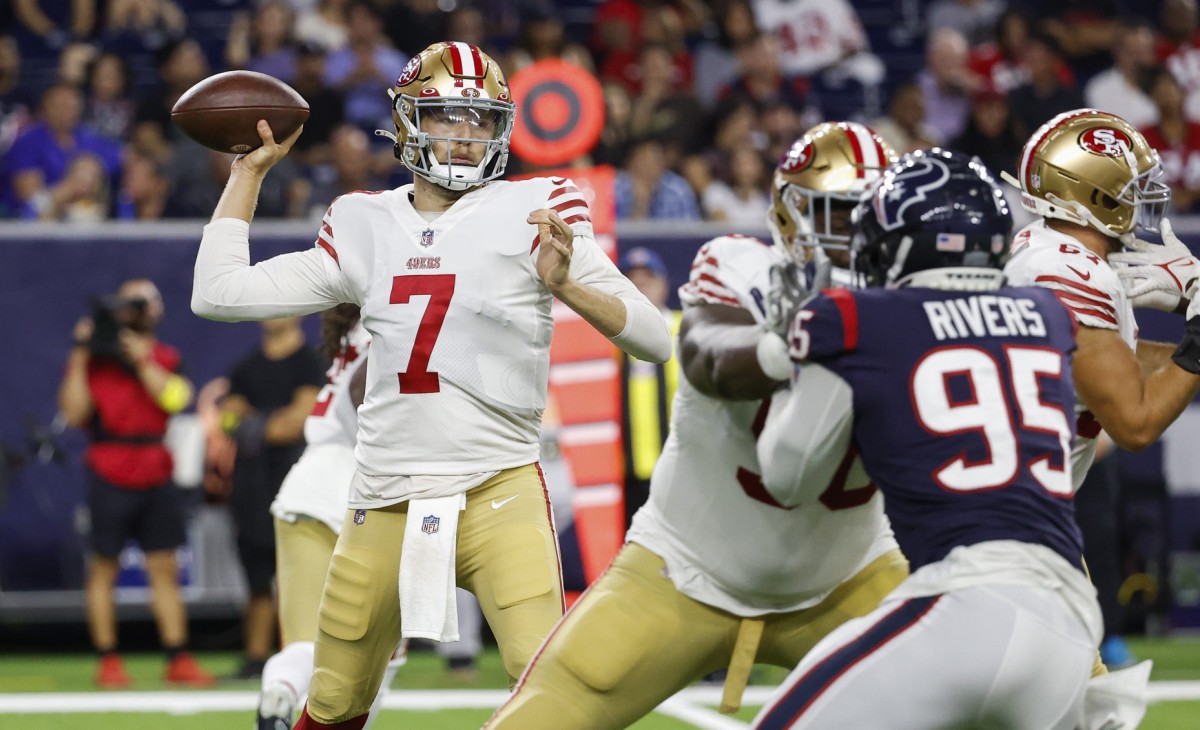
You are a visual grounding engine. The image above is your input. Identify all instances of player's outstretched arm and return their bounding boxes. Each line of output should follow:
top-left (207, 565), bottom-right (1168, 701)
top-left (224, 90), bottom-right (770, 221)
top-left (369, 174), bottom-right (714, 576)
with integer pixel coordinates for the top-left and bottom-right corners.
top-left (193, 121), bottom-right (354, 322)
top-left (1074, 326), bottom-right (1200, 451)
top-left (533, 208), bottom-right (672, 363)
top-left (679, 305), bottom-right (785, 400)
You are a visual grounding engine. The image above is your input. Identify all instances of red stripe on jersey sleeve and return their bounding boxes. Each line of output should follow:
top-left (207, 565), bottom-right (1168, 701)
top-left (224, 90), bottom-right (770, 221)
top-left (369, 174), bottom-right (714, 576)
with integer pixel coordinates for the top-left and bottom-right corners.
top-left (316, 238), bottom-right (340, 267)
top-left (549, 186), bottom-right (581, 200)
top-left (1052, 290), bottom-right (1117, 318)
top-left (1034, 275), bottom-right (1113, 302)
top-left (826, 288), bottom-right (859, 352)
top-left (531, 233), bottom-right (541, 253)
top-left (562, 214), bottom-right (590, 225)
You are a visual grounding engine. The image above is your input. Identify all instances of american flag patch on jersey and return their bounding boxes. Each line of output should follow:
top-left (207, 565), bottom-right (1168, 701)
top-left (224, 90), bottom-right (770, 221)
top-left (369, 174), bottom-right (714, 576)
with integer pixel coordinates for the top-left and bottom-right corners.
top-left (421, 515), bottom-right (440, 534)
top-left (936, 233), bottom-right (965, 252)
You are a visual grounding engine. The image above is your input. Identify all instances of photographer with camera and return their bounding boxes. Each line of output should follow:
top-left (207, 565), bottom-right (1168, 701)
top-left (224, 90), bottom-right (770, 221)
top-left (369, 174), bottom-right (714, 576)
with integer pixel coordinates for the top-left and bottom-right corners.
top-left (57, 278), bottom-right (215, 688)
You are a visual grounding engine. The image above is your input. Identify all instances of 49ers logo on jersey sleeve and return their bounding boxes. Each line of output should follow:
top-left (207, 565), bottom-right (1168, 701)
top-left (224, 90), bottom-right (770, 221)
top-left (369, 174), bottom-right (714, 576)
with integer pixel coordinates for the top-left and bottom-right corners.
top-left (1078, 128), bottom-right (1132, 158)
top-left (780, 140), bottom-right (815, 173)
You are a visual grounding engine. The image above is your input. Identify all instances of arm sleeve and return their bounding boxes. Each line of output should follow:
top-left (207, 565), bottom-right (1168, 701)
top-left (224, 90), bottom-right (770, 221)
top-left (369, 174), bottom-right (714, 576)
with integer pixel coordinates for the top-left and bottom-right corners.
top-left (757, 364), bottom-right (856, 506)
top-left (192, 218), bottom-right (356, 322)
top-left (550, 176), bottom-right (670, 362)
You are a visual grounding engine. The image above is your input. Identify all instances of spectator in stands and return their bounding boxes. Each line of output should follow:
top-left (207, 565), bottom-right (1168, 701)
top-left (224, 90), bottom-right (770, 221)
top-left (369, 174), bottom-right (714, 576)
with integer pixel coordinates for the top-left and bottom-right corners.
top-left (750, 0), bottom-right (870, 79)
top-left (1142, 65), bottom-right (1200, 213)
top-left (761, 98), bottom-right (809, 164)
top-left (718, 31), bottom-right (809, 116)
top-left (950, 87), bottom-right (1023, 181)
top-left (34, 153), bottom-right (111, 222)
top-left (871, 81), bottom-right (937, 153)
top-left (305, 125), bottom-right (386, 217)
top-left (12, 0), bottom-right (96, 54)
top-left (1156, 0), bottom-right (1200, 122)
top-left (57, 277), bottom-right (214, 689)
top-left (166, 146), bottom-right (308, 219)
top-left (131, 38), bottom-right (209, 162)
top-left (4, 82), bottom-right (121, 220)
top-left (691, 0), bottom-right (757, 108)
top-left (918, 27), bottom-right (979, 145)
top-left (225, 1), bottom-right (299, 83)
top-left (628, 43), bottom-right (706, 165)
top-left (699, 145), bottom-right (769, 225)
top-left (0, 35), bottom-right (34, 159)
top-left (384, 0), bottom-right (445, 57)
top-left (1006, 30), bottom-right (1084, 140)
top-left (96, 0), bottom-right (187, 99)
top-left (927, 0), bottom-right (1006, 48)
top-left (595, 81), bottom-right (634, 168)
top-left (289, 41), bottom-right (346, 168)
top-left (444, 6), bottom-right (494, 57)
top-left (220, 317), bottom-right (326, 680)
top-left (504, 6), bottom-right (595, 75)
top-left (295, 0), bottom-right (349, 52)
top-left (1035, 0), bottom-right (1120, 81)
top-left (83, 52), bottom-right (136, 142)
top-left (116, 149), bottom-right (175, 220)
top-left (323, 0), bottom-right (408, 133)
top-left (599, 2), bottom-right (695, 96)
top-left (967, 8), bottom-right (1082, 97)
top-left (615, 137), bottom-right (701, 220)
top-left (1085, 18), bottom-right (1159, 129)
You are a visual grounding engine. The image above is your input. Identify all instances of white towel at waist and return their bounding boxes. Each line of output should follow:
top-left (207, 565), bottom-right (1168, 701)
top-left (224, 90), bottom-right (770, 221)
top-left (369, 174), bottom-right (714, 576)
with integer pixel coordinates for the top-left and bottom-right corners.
top-left (399, 493), bottom-right (466, 642)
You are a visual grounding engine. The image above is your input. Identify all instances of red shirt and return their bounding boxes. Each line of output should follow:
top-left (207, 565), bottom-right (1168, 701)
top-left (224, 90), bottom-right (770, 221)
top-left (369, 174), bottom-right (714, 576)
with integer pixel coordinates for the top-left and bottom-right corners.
top-left (1142, 122), bottom-right (1200, 196)
top-left (84, 342), bottom-right (181, 489)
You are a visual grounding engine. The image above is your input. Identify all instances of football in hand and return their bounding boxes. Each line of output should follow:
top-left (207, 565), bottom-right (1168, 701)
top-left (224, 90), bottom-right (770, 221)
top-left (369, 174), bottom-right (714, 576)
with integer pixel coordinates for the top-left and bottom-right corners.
top-left (171, 70), bottom-right (309, 154)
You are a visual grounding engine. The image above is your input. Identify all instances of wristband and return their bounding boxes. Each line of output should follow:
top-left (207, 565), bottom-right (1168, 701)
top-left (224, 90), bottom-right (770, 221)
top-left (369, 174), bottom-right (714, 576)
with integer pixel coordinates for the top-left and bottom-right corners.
top-left (756, 331), bottom-right (793, 381)
top-left (1172, 316), bottom-right (1200, 374)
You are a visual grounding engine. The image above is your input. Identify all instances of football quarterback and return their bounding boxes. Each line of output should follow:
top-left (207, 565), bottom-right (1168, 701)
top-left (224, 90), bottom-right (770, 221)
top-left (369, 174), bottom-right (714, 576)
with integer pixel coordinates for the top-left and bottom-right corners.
top-left (486, 123), bottom-right (907, 730)
top-left (192, 41), bottom-right (672, 730)
top-left (754, 148), bottom-right (1101, 730)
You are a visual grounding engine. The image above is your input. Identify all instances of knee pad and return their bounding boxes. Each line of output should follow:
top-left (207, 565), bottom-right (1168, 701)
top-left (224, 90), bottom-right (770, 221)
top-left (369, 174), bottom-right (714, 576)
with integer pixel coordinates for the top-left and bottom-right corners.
top-left (489, 526), bottom-right (556, 609)
top-left (318, 552), bottom-right (374, 642)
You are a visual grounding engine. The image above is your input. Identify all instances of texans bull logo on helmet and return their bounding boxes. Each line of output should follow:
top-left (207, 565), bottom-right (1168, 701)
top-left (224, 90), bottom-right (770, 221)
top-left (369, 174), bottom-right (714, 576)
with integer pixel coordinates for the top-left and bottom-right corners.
top-left (872, 157), bottom-right (952, 233)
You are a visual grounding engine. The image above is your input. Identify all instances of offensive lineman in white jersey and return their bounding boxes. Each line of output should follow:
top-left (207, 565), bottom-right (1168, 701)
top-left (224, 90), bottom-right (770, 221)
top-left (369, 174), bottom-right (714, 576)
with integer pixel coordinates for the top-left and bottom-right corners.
top-left (256, 304), bottom-right (404, 730)
top-left (486, 122), bottom-right (908, 730)
top-left (999, 108), bottom-right (1200, 724)
top-left (192, 41), bottom-right (672, 730)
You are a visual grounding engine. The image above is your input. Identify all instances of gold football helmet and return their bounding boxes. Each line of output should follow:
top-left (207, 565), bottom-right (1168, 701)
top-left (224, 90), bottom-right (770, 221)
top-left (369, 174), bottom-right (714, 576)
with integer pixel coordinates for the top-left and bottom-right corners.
top-left (768, 121), bottom-right (897, 263)
top-left (378, 41), bottom-right (516, 191)
top-left (1000, 108), bottom-right (1169, 237)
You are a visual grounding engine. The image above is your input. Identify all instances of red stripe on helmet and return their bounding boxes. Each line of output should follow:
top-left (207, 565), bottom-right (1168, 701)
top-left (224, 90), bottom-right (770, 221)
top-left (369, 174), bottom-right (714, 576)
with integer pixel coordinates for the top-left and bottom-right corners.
top-left (844, 125), bottom-right (866, 179)
top-left (448, 43), bottom-right (465, 86)
top-left (469, 44), bottom-right (485, 87)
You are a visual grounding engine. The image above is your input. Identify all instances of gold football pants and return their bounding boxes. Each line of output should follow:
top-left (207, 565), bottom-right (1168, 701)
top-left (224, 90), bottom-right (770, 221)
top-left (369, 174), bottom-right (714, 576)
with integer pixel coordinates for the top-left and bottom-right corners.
top-left (486, 541), bottom-right (908, 730)
top-left (305, 464), bottom-right (563, 723)
top-left (275, 516), bottom-right (338, 646)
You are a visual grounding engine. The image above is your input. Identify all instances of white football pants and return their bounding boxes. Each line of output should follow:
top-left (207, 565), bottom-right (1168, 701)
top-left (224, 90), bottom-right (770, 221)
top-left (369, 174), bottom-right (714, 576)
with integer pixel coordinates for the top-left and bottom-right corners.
top-left (754, 583), bottom-right (1094, 729)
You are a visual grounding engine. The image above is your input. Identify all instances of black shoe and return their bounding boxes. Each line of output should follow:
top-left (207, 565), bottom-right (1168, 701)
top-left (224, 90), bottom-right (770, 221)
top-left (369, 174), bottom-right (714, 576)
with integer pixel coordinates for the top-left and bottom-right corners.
top-left (232, 658), bottom-right (266, 680)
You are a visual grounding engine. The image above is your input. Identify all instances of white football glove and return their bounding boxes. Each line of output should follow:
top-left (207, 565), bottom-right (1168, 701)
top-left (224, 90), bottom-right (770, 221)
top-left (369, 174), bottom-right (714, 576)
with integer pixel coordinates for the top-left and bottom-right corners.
top-left (1109, 219), bottom-right (1200, 313)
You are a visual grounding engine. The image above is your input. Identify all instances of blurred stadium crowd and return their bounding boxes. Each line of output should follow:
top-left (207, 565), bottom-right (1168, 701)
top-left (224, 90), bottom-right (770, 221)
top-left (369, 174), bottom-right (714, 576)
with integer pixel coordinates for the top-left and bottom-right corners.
top-left (4, 0), bottom-right (1200, 225)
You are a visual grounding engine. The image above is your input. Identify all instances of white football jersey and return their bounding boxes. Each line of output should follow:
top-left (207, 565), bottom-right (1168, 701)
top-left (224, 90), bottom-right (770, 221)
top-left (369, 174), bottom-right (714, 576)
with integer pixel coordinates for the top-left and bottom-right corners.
top-left (194, 176), bottom-right (667, 508)
top-left (271, 321), bottom-right (370, 531)
top-left (625, 235), bottom-right (898, 617)
top-left (1003, 220), bottom-right (1138, 490)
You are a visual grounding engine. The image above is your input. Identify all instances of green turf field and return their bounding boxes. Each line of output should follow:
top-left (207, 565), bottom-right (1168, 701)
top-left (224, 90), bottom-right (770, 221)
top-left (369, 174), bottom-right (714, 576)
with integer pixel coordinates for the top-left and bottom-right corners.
top-left (1, 637), bottom-right (1198, 728)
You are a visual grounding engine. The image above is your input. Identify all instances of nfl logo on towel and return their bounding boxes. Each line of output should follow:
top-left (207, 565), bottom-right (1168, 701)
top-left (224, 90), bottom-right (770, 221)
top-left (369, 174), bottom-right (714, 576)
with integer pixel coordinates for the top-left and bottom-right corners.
top-left (420, 228), bottom-right (435, 248)
top-left (421, 515), bottom-right (440, 534)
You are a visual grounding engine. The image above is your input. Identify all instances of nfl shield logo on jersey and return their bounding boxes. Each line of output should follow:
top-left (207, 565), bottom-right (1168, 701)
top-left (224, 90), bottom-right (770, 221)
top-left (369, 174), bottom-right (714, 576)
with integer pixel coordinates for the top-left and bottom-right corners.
top-left (421, 515), bottom-right (440, 534)
top-left (420, 228), bottom-right (435, 248)
top-left (353, 509), bottom-right (366, 525)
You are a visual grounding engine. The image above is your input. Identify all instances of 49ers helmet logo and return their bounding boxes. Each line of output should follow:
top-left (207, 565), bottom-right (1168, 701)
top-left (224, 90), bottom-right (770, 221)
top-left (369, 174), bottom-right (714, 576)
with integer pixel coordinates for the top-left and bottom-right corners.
top-left (397, 56), bottom-right (421, 88)
top-left (780, 140), bottom-right (814, 173)
top-left (1078, 127), bottom-right (1133, 158)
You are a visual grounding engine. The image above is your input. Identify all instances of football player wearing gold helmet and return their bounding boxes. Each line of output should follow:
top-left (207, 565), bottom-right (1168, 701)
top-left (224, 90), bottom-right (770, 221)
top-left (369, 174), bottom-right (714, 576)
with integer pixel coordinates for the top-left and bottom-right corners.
top-left (1002, 109), bottom-right (1200, 487)
top-left (486, 123), bottom-right (907, 730)
top-left (192, 40), bottom-right (673, 730)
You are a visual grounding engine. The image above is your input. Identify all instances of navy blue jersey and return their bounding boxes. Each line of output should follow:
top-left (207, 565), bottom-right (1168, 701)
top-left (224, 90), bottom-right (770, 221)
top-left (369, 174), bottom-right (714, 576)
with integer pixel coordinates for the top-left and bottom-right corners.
top-left (792, 285), bottom-right (1084, 570)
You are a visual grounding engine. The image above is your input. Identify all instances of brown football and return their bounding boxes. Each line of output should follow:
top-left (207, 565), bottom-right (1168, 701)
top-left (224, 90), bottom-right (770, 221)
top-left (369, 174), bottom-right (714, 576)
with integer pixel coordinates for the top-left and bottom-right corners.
top-left (171, 70), bottom-right (309, 154)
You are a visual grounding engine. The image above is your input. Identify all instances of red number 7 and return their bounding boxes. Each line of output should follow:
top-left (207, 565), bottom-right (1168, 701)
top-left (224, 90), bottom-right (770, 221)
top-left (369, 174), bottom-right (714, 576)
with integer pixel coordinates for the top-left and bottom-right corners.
top-left (389, 274), bottom-right (455, 394)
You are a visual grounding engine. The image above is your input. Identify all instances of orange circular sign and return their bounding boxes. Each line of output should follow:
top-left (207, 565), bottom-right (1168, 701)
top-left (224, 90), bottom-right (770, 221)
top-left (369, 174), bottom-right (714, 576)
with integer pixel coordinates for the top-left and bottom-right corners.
top-left (509, 60), bottom-right (605, 167)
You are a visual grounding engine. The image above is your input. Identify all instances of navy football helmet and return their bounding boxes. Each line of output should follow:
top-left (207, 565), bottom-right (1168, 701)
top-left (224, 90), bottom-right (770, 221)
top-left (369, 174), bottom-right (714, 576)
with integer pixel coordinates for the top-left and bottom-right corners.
top-left (851, 148), bottom-right (1013, 290)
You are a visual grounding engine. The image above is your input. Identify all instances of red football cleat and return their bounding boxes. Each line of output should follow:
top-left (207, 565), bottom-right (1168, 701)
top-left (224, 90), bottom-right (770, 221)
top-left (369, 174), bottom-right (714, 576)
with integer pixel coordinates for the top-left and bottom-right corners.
top-left (164, 652), bottom-right (217, 686)
top-left (95, 653), bottom-right (132, 689)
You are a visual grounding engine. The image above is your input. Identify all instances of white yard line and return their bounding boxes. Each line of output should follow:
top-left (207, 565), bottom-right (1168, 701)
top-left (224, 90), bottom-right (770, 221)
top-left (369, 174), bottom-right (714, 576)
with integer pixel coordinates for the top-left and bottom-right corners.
top-left (0, 682), bottom-right (1197, 715)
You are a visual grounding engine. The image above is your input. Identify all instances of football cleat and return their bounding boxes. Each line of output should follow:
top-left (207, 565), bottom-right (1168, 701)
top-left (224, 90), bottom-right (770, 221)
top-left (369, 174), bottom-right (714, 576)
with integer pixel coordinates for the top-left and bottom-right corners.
top-left (165, 651), bottom-right (217, 686)
top-left (257, 683), bottom-right (298, 730)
